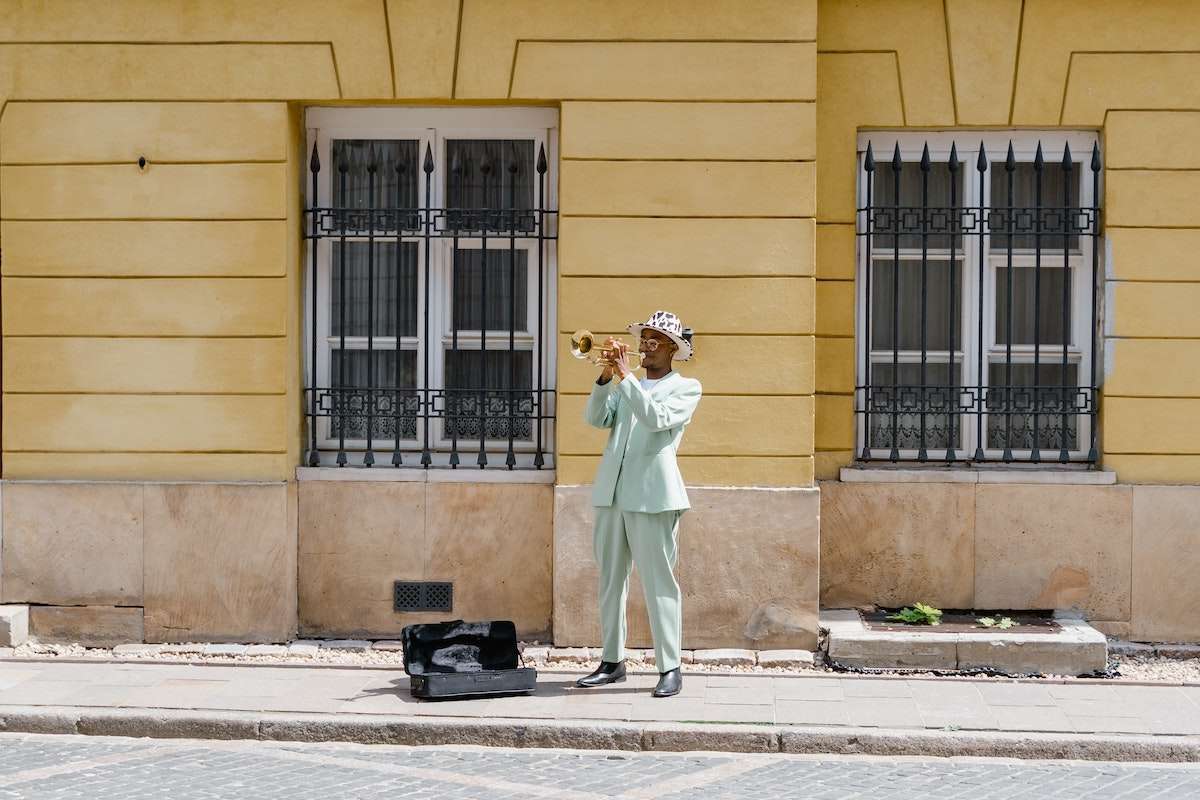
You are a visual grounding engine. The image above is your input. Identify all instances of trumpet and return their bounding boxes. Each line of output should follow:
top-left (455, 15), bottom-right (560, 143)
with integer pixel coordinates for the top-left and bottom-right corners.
top-left (570, 329), bottom-right (642, 374)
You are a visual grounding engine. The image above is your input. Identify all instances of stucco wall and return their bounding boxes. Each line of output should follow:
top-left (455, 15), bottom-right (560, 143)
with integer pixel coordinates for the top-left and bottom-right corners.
top-left (0, 0), bottom-right (817, 488)
top-left (814, 0), bottom-right (1200, 484)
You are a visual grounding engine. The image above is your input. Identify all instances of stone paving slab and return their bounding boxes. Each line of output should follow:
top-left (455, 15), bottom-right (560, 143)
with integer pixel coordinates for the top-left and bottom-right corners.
top-left (0, 661), bottom-right (1197, 760)
top-left (2, 732), bottom-right (1200, 800)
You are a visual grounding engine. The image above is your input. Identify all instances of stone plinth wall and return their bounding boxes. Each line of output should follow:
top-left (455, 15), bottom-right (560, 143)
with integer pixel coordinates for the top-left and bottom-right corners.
top-left (820, 481), bottom-right (1200, 643)
top-left (0, 481), bottom-right (296, 643)
top-left (298, 480), bottom-right (554, 641)
top-left (554, 485), bottom-right (820, 651)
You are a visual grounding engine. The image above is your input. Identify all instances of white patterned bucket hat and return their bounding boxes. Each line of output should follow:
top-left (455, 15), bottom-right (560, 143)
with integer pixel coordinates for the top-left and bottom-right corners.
top-left (627, 310), bottom-right (693, 361)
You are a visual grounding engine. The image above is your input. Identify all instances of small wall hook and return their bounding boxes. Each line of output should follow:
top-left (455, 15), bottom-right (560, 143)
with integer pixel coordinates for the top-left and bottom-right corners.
top-left (137, 155), bottom-right (147, 170)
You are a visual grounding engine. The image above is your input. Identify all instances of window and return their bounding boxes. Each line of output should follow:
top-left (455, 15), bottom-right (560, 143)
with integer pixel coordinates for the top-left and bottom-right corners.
top-left (304, 108), bottom-right (558, 469)
top-left (855, 132), bottom-right (1101, 464)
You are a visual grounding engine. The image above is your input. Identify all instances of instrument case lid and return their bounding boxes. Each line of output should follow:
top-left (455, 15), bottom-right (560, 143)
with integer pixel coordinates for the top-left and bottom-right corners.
top-left (400, 620), bottom-right (521, 676)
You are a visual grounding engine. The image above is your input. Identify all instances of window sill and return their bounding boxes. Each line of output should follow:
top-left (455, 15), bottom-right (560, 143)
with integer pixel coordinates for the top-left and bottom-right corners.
top-left (296, 466), bottom-right (555, 484)
top-left (838, 466), bottom-right (1116, 485)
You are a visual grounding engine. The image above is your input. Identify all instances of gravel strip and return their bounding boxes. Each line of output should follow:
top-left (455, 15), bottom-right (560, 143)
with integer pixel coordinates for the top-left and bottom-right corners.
top-left (5, 640), bottom-right (1200, 684)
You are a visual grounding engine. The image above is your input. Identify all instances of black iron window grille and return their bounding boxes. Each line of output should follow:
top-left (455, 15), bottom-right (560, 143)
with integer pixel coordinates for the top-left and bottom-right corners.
top-left (855, 134), bottom-right (1102, 464)
top-left (304, 120), bottom-right (557, 470)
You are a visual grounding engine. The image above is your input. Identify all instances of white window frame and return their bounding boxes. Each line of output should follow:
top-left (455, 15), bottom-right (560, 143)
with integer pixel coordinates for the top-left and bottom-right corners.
top-left (855, 130), bottom-right (1101, 463)
top-left (305, 107), bottom-right (559, 469)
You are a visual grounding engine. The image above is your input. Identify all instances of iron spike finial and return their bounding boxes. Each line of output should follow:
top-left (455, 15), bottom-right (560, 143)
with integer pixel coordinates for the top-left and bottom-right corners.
top-left (1091, 141), bottom-right (1102, 172)
top-left (366, 142), bottom-right (378, 174)
top-left (864, 141), bottom-right (875, 172)
top-left (536, 143), bottom-right (547, 174)
top-left (423, 143), bottom-right (434, 174)
top-left (891, 142), bottom-right (902, 171)
top-left (1062, 142), bottom-right (1073, 171)
top-left (976, 142), bottom-right (988, 172)
top-left (337, 146), bottom-right (350, 174)
top-left (1005, 141), bottom-right (1016, 171)
top-left (920, 143), bottom-right (931, 172)
top-left (948, 142), bottom-right (959, 172)
top-left (507, 143), bottom-right (519, 175)
top-left (309, 142), bottom-right (320, 173)
top-left (1034, 142), bottom-right (1044, 171)
top-left (480, 154), bottom-right (493, 176)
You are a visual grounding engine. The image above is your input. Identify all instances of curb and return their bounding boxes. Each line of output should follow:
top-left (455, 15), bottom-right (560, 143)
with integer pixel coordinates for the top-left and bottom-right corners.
top-left (0, 705), bottom-right (1197, 762)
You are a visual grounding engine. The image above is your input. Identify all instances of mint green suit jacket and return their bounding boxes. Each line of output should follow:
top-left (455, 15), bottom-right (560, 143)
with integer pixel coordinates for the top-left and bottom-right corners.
top-left (584, 371), bottom-right (703, 513)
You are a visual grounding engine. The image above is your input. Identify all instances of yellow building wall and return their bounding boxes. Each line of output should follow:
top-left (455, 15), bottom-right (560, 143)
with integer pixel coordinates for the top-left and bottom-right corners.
top-left (0, 0), bottom-right (816, 486)
top-left (815, 0), bottom-right (1200, 484)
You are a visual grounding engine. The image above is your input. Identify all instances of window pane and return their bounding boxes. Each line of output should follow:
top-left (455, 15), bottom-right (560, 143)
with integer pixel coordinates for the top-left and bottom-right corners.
top-left (870, 159), bottom-right (960, 250)
top-left (443, 349), bottom-right (533, 441)
top-left (453, 249), bottom-right (528, 331)
top-left (866, 362), bottom-right (962, 451)
top-left (994, 266), bottom-right (1068, 345)
top-left (445, 139), bottom-right (535, 232)
top-left (986, 363), bottom-right (1080, 451)
top-left (989, 162), bottom-right (1080, 250)
top-left (870, 259), bottom-right (961, 352)
top-left (331, 242), bottom-right (418, 338)
top-left (331, 140), bottom-right (419, 219)
top-left (329, 349), bottom-right (418, 441)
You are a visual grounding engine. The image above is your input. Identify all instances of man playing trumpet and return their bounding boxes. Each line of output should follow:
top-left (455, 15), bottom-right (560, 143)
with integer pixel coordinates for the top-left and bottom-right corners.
top-left (575, 311), bottom-right (702, 698)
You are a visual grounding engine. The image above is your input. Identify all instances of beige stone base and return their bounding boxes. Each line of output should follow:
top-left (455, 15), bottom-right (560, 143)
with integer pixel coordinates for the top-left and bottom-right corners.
top-left (29, 606), bottom-right (143, 647)
top-left (298, 481), bottom-right (553, 640)
top-left (554, 485), bottom-right (820, 651)
top-left (819, 480), bottom-right (1200, 643)
top-left (1, 481), bottom-right (295, 644)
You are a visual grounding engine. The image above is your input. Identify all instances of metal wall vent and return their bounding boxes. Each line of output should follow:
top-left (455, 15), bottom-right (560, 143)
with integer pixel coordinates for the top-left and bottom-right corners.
top-left (394, 581), bottom-right (453, 613)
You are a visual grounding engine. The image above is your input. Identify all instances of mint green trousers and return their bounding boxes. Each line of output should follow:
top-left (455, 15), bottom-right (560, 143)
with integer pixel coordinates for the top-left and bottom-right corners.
top-left (593, 505), bottom-right (683, 672)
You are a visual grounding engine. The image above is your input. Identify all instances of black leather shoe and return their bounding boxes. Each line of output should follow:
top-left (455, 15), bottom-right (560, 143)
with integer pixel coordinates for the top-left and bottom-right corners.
top-left (652, 668), bottom-right (682, 698)
top-left (575, 661), bottom-right (627, 688)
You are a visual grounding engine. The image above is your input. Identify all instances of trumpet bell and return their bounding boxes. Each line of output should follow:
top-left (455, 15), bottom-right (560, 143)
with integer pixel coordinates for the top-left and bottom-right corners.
top-left (570, 329), bottom-right (596, 360)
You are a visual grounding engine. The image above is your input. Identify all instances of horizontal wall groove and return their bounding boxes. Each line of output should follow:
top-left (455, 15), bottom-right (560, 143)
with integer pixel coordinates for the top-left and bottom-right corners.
top-left (1095, 225), bottom-right (1200, 231)
top-left (515, 37), bottom-right (815, 46)
top-left (0, 159), bottom-right (288, 167)
top-left (561, 158), bottom-right (815, 164)
top-left (552, 98), bottom-right (815, 104)
top-left (1106, 335), bottom-right (1200, 341)
top-left (560, 214), bottom-right (814, 220)
top-left (1105, 279), bottom-right (1200, 284)
top-left (2, 274), bottom-right (285, 280)
top-left (559, 392), bottom-right (812, 398)
top-left (0, 217), bottom-right (285, 223)
top-left (3, 335), bottom-right (288, 340)
top-left (559, 453), bottom-right (812, 459)
top-left (3, 450), bottom-right (288, 455)
top-left (0, 39), bottom-right (334, 46)
top-left (1105, 167), bottom-right (1200, 173)
top-left (1104, 395), bottom-right (1200, 400)
top-left (559, 273), bottom-right (810, 279)
top-left (557, 330), bottom-right (811, 337)
top-left (4, 392), bottom-right (286, 397)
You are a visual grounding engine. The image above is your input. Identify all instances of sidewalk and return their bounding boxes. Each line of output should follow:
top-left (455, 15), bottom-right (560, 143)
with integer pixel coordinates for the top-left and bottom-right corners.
top-left (0, 659), bottom-right (1198, 761)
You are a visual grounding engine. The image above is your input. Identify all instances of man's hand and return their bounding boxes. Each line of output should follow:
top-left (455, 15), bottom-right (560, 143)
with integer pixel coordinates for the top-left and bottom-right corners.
top-left (596, 337), bottom-right (617, 384)
top-left (609, 340), bottom-right (634, 380)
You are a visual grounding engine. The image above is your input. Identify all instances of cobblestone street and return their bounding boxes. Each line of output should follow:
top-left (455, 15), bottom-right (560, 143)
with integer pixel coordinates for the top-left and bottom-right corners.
top-left (0, 733), bottom-right (1198, 799)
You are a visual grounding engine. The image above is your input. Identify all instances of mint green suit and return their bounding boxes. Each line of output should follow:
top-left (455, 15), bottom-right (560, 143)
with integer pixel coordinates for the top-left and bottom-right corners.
top-left (585, 371), bottom-right (702, 672)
